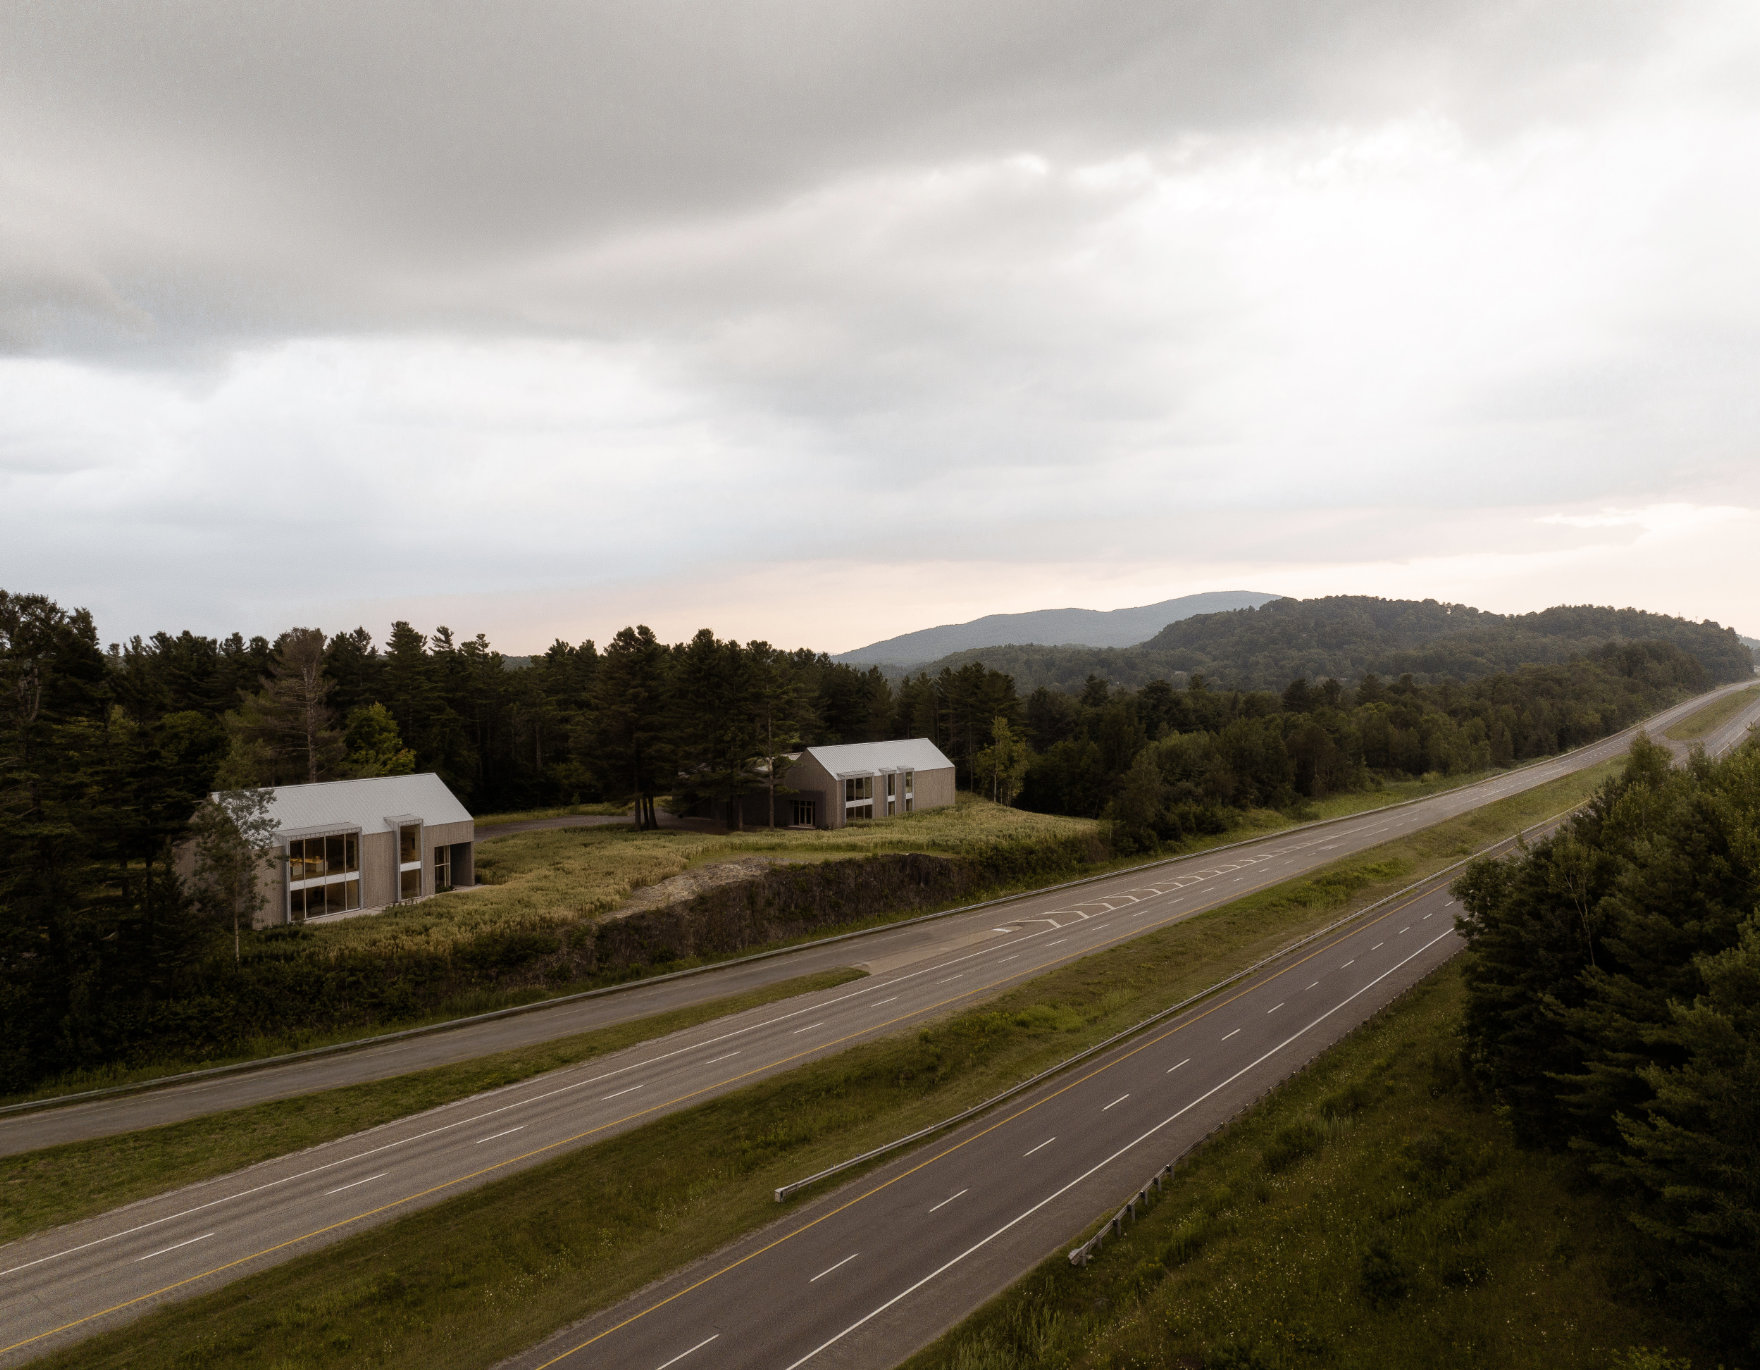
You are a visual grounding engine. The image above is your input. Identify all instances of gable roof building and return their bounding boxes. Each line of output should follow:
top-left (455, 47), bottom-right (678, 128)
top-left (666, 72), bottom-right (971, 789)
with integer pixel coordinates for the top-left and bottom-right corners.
top-left (708, 737), bottom-right (956, 830)
top-left (202, 773), bottom-right (475, 927)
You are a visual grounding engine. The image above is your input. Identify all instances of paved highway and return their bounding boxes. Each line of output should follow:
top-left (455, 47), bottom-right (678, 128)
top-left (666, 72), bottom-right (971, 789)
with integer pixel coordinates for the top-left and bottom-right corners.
top-left (506, 872), bottom-right (1474, 1370)
top-left (499, 686), bottom-right (1760, 1370)
top-left (0, 683), bottom-right (1754, 1363)
top-left (6, 681), bottom-right (1752, 1158)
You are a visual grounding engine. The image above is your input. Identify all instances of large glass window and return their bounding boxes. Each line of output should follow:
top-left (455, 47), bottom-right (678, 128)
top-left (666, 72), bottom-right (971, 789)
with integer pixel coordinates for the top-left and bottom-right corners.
top-left (842, 776), bottom-right (874, 803)
top-left (286, 833), bottom-right (361, 921)
top-left (396, 823), bottom-right (424, 902)
top-left (791, 799), bottom-right (815, 826)
top-left (433, 845), bottom-right (451, 893)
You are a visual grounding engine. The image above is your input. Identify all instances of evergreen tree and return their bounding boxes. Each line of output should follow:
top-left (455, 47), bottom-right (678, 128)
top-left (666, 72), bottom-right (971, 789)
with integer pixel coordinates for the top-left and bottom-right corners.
top-left (669, 630), bottom-right (762, 827)
top-left (343, 703), bottom-right (417, 776)
top-left (222, 627), bottom-right (345, 785)
top-left (588, 625), bottom-right (671, 829)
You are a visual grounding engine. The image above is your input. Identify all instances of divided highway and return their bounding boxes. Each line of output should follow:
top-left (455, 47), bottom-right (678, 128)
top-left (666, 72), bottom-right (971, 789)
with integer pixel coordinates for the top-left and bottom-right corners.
top-left (1, 682), bottom-right (1754, 1364)
top-left (508, 872), bottom-right (1473, 1370)
top-left (8, 682), bottom-right (1754, 1157)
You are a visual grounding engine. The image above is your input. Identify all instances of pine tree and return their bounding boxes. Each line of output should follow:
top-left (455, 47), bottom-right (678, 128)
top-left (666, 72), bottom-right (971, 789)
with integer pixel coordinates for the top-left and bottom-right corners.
top-left (588, 626), bottom-right (671, 829)
top-left (223, 627), bottom-right (345, 785)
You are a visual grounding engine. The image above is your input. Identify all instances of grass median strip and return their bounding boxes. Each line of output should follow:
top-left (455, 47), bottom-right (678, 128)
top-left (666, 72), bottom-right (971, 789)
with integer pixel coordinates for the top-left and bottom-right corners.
top-left (21, 758), bottom-right (1624, 1370)
top-left (0, 967), bottom-right (865, 1246)
top-left (903, 964), bottom-right (1709, 1370)
top-left (1665, 682), bottom-right (1760, 742)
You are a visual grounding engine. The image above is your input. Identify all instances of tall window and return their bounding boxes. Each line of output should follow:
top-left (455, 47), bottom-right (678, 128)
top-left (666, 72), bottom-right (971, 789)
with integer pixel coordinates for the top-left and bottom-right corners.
top-left (791, 799), bottom-right (815, 827)
top-left (903, 769), bottom-right (915, 813)
top-left (843, 775), bottom-right (874, 820)
top-left (399, 823), bottom-right (423, 900)
top-left (287, 832), bottom-right (361, 921)
top-left (433, 844), bottom-right (452, 893)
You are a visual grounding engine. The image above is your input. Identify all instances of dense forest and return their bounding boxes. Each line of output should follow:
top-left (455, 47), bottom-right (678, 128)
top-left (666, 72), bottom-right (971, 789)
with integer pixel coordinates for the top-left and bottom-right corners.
top-left (0, 586), bottom-right (1746, 1090)
top-left (1455, 739), bottom-right (1760, 1356)
top-left (911, 596), bottom-right (1754, 693)
top-left (1016, 639), bottom-right (1725, 851)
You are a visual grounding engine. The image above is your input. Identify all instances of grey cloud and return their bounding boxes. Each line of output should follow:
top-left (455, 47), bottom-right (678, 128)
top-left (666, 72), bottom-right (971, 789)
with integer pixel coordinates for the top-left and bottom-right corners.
top-left (1, 0), bottom-right (1673, 353)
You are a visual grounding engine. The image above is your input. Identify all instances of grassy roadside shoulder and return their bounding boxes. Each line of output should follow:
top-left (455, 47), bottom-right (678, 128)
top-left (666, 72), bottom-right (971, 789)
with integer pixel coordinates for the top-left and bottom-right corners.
top-left (22, 757), bottom-right (1624, 1370)
top-left (1666, 682), bottom-right (1760, 741)
top-left (902, 964), bottom-right (1708, 1370)
top-left (0, 967), bottom-right (864, 1245)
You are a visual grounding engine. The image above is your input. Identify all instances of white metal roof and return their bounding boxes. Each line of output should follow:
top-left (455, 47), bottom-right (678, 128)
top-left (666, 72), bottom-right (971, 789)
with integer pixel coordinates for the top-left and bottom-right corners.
top-left (800, 738), bottom-right (954, 779)
top-left (216, 773), bottom-right (473, 842)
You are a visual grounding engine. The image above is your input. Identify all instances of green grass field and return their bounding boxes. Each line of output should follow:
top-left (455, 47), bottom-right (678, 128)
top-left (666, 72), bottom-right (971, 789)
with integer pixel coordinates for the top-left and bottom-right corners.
top-left (305, 768), bottom-right (1531, 963)
top-left (17, 759), bottom-right (1624, 1370)
top-left (1665, 683), bottom-right (1760, 742)
top-left (306, 794), bottom-right (1099, 958)
top-left (903, 965), bottom-right (1707, 1370)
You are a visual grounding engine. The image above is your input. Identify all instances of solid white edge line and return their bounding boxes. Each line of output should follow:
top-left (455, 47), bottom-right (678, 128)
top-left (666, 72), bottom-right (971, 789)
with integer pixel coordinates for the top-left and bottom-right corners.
top-left (653, 1331), bottom-right (719, 1369)
top-left (778, 927), bottom-right (1457, 1370)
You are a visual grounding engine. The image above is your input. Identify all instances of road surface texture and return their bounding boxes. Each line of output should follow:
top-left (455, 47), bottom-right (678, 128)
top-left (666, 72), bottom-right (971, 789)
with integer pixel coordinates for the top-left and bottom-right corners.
top-left (0, 683), bottom-right (1754, 1364)
top-left (504, 872), bottom-right (1471, 1370)
top-left (9, 681), bottom-right (1754, 1159)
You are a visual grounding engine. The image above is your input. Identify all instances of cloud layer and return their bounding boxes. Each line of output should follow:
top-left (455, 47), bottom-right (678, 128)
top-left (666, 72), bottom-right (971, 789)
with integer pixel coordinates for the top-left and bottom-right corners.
top-left (1, 0), bottom-right (1755, 650)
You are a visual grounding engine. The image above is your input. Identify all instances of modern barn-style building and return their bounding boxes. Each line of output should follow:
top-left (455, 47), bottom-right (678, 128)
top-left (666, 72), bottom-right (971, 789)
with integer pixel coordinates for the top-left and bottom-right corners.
top-left (231, 773), bottom-right (475, 926)
top-left (722, 738), bottom-right (957, 830)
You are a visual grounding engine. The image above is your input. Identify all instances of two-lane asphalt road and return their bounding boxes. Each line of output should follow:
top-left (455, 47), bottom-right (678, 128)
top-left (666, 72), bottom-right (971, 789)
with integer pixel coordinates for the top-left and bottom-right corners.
top-left (1, 682), bottom-right (1754, 1364)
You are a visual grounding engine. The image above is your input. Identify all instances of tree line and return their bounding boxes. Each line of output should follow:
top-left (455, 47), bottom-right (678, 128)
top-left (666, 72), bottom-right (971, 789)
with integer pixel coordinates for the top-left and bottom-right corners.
top-left (88, 613), bottom-right (1028, 820)
top-left (1455, 737), bottom-right (1760, 1356)
top-left (1016, 640), bottom-right (1719, 851)
top-left (0, 583), bottom-right (1735, 1092)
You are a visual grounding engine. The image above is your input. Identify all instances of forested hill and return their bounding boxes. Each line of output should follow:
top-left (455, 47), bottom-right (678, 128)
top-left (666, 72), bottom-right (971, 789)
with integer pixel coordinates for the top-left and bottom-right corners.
top-left (833, 590), bottom-right (1279, 667)
top-left (910, 597), bottom-right (1755, 692)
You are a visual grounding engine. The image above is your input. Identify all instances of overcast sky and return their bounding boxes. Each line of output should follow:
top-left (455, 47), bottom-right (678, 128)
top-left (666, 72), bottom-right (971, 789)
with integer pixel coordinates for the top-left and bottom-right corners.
top-left (2, 0), bottom-right (1755, 655)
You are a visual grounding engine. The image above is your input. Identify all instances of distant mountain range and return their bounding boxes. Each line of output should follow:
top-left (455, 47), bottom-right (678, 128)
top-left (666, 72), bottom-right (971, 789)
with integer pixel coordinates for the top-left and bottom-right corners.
top-left (832, 591), bottom-right (1281, 667)
top-left (901, 596), bottom-right (1758, 693)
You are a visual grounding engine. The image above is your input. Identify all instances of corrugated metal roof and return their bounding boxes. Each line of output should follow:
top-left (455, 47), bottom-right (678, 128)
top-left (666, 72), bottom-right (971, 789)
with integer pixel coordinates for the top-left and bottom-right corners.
top-left (800, 738), bottom-right (954, 778)
top-left (215, 773), bottom-right (473, 841)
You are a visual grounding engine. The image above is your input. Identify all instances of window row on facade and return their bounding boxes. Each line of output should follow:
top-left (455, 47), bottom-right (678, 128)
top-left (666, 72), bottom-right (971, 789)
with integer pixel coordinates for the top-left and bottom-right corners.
top-left (843, 769), bottom-right (915, 821)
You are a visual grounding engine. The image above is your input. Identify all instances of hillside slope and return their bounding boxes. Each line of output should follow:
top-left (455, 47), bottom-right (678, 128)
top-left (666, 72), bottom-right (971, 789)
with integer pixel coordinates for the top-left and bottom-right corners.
top-left (832, 590), bottom-right (1278, 666)
top-left (909, 596), bottom-right (1755, 691)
